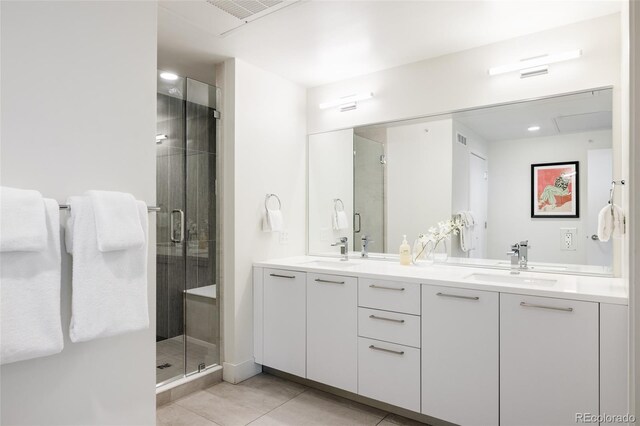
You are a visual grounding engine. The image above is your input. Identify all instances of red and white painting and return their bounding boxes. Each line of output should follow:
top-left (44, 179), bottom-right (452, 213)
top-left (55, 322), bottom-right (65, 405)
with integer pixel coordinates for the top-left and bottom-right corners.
top-left (531, 161), bottom-right (579, 218)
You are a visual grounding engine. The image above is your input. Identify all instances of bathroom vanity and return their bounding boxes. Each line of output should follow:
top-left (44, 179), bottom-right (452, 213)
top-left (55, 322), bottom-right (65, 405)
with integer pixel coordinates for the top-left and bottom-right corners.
top-left (252, 256), bottom-right (628, 426)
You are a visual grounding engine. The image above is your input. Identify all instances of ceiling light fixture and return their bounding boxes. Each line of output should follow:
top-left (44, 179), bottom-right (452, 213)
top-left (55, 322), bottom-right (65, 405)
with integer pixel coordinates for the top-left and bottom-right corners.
top-left (527, 126), bottom-right (541, 132)
top-left (319, 92), bottom-right (373, 112)
top-left (488, 49), bottom-right (582, 77)
top-left (160, 72), bottom-right (179, 81)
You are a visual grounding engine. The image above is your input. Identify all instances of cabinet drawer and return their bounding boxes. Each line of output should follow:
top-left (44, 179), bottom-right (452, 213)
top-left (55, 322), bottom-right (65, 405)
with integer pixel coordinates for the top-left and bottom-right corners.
top-left (358, 278), bottom-right (420, 315)
top-left (358, 307), bottom-right (420, 348)
top-left (358, 337), bottom-right (420, 412)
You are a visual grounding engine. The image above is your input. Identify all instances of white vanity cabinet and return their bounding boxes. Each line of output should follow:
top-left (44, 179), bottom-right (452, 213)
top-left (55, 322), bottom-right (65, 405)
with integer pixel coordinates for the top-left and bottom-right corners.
top-left (500, 293), bottom-right (599, 426)
top-left (421, 285), bottom-right (499, 426)
top-left (307, 272), bottom-right (358, 393)
top-left (262, 268), bottom-right (307, 377)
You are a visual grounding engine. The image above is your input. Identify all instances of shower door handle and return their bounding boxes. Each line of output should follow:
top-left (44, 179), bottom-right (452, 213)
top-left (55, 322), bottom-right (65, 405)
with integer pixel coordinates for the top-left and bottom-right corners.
top-left (354, 213), bottom-right (361, 233)
top-left (171, 209), bottom-right (184, 243)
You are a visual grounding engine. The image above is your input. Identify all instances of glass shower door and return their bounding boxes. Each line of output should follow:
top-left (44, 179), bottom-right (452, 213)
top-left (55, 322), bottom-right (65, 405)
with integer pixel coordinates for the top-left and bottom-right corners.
top-left (184, 78), bottom-right (220, 376)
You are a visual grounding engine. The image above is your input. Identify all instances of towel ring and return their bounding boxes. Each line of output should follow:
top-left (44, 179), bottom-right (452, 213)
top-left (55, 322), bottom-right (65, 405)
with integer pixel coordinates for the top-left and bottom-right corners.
top-left (265, 193), bottom-right (282, 211)
top-left (608, 180), bottom-right (625, 212)
top-left (333, 198), bottom-right (344, 212)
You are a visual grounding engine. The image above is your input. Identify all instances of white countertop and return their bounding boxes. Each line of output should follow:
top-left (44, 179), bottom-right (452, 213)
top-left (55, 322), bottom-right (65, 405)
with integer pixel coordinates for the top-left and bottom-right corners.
top-left (254, 255), bottom-right (628, 305)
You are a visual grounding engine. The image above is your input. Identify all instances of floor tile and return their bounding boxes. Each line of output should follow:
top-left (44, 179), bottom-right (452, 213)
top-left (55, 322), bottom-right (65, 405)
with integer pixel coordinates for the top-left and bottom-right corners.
top-left (249, 389), bottom-right (387, 426)
top-left (157, 403), bottom-right (220, 426)
top-left (175, 390), bottom-right (267, 426)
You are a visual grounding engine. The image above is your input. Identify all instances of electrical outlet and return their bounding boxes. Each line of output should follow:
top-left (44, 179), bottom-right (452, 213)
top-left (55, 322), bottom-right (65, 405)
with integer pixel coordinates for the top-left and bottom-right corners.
top-left (560, 228), bottom-right (577, 251)
top-left (279, 231), bottom-right (289, 245)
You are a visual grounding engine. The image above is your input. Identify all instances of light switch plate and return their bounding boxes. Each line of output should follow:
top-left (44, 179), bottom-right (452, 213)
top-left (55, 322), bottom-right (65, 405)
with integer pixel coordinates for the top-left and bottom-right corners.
top-left (560, 228), bottom-right (577, 251)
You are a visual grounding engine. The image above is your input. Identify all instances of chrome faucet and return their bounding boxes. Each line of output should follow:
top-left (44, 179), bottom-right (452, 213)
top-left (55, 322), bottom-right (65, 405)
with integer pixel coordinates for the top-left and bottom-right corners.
top-left (332, 237), bottom-right (349, 261)
top-left (507, 240), bottom-right (530, 270)
top-left (361, 235), bottom-right (374, 258)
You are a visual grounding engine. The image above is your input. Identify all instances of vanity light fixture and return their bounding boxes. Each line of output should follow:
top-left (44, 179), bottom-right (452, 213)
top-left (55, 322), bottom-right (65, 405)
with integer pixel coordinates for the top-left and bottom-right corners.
top-left (160, 72), bottom-right (179, 81)
top-left (319, 92), bottom-right (373, 112)
top-left (527, 125), bottom-right (541, 132)
top-left (488, 49), bottom-right (582, 78)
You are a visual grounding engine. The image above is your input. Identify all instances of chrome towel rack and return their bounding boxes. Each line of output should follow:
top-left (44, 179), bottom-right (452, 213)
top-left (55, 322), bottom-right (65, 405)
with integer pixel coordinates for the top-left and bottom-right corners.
top-left (59, 204), bottom-right (161, 212)
top-left (333, 198), bottom-right (344, 213)
top-left (264, 193), bottom-right (282, 211)
top-left (608, 180), bottom-right (625, 213)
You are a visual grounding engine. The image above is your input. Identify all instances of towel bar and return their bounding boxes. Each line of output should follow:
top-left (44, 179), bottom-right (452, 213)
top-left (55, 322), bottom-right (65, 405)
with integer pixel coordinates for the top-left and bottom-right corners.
top-left (59, 204), bottom-right (161, 212)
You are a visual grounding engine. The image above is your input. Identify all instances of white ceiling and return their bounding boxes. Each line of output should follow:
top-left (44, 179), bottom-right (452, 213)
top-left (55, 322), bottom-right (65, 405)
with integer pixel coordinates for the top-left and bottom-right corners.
top-left (158, 0), bottom-right (622, 88)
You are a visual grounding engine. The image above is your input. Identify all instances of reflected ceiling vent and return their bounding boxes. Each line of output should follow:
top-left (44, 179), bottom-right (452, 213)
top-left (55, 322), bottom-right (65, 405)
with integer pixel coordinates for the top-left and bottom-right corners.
top-left (456, 133), bottom-right (468, 146)
top-left (554, 111), bottom-right (612, 134)
top-left (206, 0), bottom-right (300, 32)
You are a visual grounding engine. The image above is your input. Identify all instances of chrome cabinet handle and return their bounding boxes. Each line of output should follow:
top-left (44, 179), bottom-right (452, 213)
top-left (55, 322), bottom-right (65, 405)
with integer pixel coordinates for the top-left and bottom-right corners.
top-left (270, 273), bottom-right (296, 279)
top-left (170, 209), bottom-right (184, 243)
top-left (520, 302), bottom-right (573, 312)
top-left (369, 284), bottom-right (405, 291)
top-left (436, 292), bottom-right (479, 301)
top-left (369, 345), bottom-right (404, 355)
top-left (315, 278), bottom-right (345, 285)
top-left (369, 315), bottom-right (404, 323)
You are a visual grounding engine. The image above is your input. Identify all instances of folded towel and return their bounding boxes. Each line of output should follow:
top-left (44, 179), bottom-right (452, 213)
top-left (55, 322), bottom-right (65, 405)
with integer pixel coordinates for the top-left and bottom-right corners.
top-left (262, 208), bottom-right (283, 232)
top-left (65, 195), bottom-right (149, 342)
top-left (1, 199), bottom-right (64, 364)
top-left (597, 203), bottom-right (625, 242)
top-left (458, 211), bottom-right (475, 253)
top-left (333, 210), bottom-right (349, 231)
top-left (0, 186), bottom-right (48, 252)
top-left (87, 190), bottom-right (145, 252)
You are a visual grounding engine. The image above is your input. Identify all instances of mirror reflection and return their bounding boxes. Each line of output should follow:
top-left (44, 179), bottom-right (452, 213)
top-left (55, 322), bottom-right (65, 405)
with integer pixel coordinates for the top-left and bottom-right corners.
top-left (308, 88), bottom-right (615, 275)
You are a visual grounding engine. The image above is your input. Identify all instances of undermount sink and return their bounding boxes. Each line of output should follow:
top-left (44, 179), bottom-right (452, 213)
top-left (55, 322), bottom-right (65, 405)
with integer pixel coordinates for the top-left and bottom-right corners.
top-left (301, 260), bottom-right (360, 269)
top-left (494, 261), bottom-right (568, 271)
top-left (466, 272), bottom-right (557, 286)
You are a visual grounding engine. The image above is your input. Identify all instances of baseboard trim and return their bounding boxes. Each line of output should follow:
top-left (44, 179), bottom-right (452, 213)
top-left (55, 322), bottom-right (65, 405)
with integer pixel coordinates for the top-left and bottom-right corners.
top-left (156, 366), bottom-right (223, 407)
top-left (222, 359), bottom-right (262, 384)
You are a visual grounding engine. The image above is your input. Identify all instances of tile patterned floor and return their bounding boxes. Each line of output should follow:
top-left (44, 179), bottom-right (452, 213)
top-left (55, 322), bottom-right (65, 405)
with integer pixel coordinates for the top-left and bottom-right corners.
top-left (157, 373), bottom-right (429, 426)
top-left (157, 336), bottom-right (219, 384)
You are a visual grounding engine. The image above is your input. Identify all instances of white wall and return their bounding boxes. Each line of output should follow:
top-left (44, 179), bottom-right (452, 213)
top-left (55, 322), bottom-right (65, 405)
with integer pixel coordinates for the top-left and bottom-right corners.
top-left (487, 130), bottom-right (611, 265)
top-left (0, 2), bottom-right (157, 424)
top-left (308, 129), bottom-right (353, 255)
top-left (386, 119), bottom-right (452, 249)
top-left (307, 14), bottom-right (620, 135)
top-left (217, 59), bottom-right (307, 383)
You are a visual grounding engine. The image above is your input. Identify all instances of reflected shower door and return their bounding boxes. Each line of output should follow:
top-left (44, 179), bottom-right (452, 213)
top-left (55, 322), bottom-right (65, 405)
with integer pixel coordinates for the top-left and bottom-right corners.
top-left (353, 135), bottom-right (385, 252)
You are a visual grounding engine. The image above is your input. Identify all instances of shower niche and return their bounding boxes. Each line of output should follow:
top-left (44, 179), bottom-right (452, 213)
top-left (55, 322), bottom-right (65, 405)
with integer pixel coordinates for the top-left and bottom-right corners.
top-left (155, 71), bottom-right (220, 386)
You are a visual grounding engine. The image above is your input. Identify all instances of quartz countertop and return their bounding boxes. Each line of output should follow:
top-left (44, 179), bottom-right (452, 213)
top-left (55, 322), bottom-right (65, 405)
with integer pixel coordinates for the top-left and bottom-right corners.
top-left (254, 255), bottom-right (628, 305)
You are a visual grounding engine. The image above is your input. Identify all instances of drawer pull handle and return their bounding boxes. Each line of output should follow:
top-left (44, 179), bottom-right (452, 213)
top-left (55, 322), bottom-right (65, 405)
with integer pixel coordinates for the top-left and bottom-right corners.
top-left (369, 345), bottom-right (404, 355)
top-left (270, 273), bottom-right (296, 279)
top-left (315, 278), bottom-right (345, 285)
top-left (520, 302), bottom-right (573, 312)
top-left (436, 292), bottom-right (479, 301)
top-left (369, 284), bottom-right (405, 291)
top-left (369, 315), bottom-right (404, 323)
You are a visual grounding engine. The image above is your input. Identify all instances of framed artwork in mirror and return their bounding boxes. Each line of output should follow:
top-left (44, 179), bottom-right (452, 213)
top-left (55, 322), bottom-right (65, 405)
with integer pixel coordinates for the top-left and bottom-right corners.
top-left (531, 161), bottom-right (579, 218)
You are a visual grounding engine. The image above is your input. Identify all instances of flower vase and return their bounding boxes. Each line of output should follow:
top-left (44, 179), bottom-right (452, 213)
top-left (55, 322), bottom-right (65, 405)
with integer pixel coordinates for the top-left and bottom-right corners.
top-left (412, 238), bottom-right (433, 266)
top-left (430, 239), bottom-right (448, 263)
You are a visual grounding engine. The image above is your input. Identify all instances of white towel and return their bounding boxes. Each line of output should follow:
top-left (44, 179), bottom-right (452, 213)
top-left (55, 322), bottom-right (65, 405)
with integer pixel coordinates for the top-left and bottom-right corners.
top-left (333, 210), bottom-right (349, 231)
top-left (597, 203), bottom-right (625, 242)
top-left (1, 199), bottom-right (64, 364)
top-left (457, 211), bottom-right (475, 253)
top-left (65, 195), bottom-right (149, 343)
top-left (262, 208), bottom-right (283, 232)
top-left (0, 186), bottom-right (48, 252)
top-left (87, 190), bottom-right (145, 252)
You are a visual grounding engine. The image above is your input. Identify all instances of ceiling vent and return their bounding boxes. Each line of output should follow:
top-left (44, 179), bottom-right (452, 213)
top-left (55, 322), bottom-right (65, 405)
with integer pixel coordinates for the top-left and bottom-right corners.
top-left (205, 0), bottom-right (299, 30)
top-left (456, 132), bottom-right (468, 146)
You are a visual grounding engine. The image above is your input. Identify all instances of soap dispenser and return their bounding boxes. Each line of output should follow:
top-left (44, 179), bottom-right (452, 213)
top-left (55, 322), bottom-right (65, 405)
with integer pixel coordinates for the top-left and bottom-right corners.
top-left (399, 235), bottom-right (411, 265)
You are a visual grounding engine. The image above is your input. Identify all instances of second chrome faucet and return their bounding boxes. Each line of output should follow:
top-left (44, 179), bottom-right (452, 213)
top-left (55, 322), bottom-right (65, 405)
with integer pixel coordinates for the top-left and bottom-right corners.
top-left (507, 240), bottom-right (530, 270)
top-left (332, 237), bottom-right (349, 261)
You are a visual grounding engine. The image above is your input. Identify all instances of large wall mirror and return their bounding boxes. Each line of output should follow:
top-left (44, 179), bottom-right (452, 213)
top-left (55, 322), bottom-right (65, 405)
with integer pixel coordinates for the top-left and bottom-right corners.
top-left (308, 88), bottom-right (616, 276)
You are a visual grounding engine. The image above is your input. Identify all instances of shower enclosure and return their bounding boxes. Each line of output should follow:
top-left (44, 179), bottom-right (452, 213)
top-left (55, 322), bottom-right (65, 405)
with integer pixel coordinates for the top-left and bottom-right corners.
top-left (155, 71), bottom-right (220, 386)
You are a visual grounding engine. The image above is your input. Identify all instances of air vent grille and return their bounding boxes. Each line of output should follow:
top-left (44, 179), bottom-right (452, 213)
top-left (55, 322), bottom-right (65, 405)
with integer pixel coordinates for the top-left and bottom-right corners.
top-left (457, 133), bottom-right (468, 146)
top-left (206, 0), bottom-right (283, 20)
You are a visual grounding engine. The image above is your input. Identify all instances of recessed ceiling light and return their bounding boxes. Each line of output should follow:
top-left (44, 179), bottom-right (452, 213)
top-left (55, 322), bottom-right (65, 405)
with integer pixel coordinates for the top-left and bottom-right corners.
top-left (160, 72), bottom-right (179, 81)
top-left (528, 125), bottom-right (541, 132)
